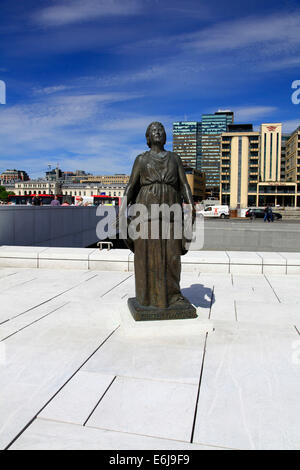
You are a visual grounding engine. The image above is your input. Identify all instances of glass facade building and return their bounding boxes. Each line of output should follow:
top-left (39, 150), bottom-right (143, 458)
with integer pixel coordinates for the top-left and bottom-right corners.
top-left (173, 111), bottom-right (234, 193)
top-left (200, 111), bottom-right (234, 190)
top-left (173, 122), bottom-right (201, 168)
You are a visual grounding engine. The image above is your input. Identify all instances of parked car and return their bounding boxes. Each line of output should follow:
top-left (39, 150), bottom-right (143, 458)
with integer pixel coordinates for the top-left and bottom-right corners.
top-left (198, 205), bottom-right (229, 218)
top-left (245, 208), bottom-right (282, 220)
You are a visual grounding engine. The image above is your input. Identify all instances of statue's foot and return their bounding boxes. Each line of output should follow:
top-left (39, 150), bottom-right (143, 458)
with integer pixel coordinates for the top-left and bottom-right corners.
top-left (170, 295), bottom-right (192, 307)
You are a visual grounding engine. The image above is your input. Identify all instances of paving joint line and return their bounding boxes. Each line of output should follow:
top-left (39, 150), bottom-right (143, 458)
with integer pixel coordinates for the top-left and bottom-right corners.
top-left (4, 325), bottom-right (120, 450)
top-left (83, 376), bottom-right (117, 427)
top-left (0, 302), bottom-right (69, 342)
top-left (101, 274), bottom-right (133, 298)
top-left (7, 274), bottom-right (99, 322)
top-left (0, 277), bottom-right (38, 294)
top-left (263, 274), bottom-right (281, 303)
top-left (190, 332), bottom-right (208, 444)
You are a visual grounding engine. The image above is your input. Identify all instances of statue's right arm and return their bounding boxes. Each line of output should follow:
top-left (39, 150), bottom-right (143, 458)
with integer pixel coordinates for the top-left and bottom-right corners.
top-left (120, 155), bottom-right (141, 213)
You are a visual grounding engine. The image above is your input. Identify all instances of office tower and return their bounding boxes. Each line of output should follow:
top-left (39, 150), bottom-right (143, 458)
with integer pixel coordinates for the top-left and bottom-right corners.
top-left (286, 126), bottom-right (300, 186)
top-left (200, 111), bottom-right (234, 192)
top-left (260, 123), bottom-right (282, 182)
top-left (281, 133), bottom-right (291, 181)
top-left (173, 121), bottom-right (201, 168)
top-left (220, 125), bottom-right (259, 208)
top-left (220, 123), bottom-right (300, 208)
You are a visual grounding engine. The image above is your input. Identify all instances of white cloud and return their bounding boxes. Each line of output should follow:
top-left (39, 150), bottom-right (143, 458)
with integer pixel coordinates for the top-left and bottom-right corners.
top-left (34, 85), bottom-right (72, 95)
top-left (234, 106), bottom-right (278, 121)
top-left (0, 90), bottom-right (156, 176)
top-left (262, 56), bottom-right (300, 71)
top-left (33, 0), bottom-right (141, 27)
top-left (184, 11), bottom-right (300, 53)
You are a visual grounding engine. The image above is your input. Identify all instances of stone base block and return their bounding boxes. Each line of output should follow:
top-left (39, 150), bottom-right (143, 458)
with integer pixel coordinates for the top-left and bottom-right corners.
top-left (128, 297), bottom-right (197, 322)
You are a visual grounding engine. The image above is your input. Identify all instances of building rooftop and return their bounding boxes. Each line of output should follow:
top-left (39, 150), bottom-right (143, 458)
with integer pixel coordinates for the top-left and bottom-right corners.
top-left (0, 247), bottom-right (300, 450)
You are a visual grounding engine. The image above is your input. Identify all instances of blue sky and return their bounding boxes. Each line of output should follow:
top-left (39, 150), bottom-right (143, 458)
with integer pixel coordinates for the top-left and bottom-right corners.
top-left (0, 0), bottom-right (299, 178)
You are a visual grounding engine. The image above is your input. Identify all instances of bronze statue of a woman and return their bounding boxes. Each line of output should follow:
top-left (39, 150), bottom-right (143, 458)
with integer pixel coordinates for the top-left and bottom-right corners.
top-left (122, 122), bottom-right (197, 321)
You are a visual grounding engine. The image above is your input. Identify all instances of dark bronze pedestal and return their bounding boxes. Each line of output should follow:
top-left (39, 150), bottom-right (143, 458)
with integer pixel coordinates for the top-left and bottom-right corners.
top-left (128, 297), bottom-right (197, 322)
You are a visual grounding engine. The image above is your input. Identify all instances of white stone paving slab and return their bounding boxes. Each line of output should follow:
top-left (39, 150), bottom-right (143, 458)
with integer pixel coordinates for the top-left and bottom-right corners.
top-left (0, 270), bottom-right (95, 323)
top-left (265, 274), bottom-right (300, 303)
top-left (193, 327), bottom-right (300, 450)
top-left (61, 272), bottom-right (132, 302)
top-left (0, 298), bottom-right (67, 341)
top-left (100, 275), bottom-right (134, 303)
top-left (0, 268), bottom-right (18, 279)
top-left (39, 371), bottom-right (115, 426)
top-left (11, 418), bottom-right (223, 450)
top-left (236, 301), bottom-right (300, 326)
top-left (83, 317), bottom-right (207, 385)
top-left (1, 266), bottom-right (300, 450)
top-left (86, 376), bottom-right (198, 442)
top-left (0, 301), bottom-right (117, 449)
top-left (210, 297), bottom-right (236, 322)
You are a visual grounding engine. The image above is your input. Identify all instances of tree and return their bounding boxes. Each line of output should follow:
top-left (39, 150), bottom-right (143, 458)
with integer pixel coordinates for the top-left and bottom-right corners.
top-left (0, 186), bottom-right (15, 201)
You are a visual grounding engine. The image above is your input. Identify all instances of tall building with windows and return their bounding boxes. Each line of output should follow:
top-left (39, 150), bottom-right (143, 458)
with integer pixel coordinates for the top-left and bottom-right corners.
top-left (200, 110), bottom-right (234, 192)
top-left (281, 133), bottom-right (291, 181)
top-left (220, 123), bottom-right (300, 208)
top-left (285, 126), bottom-right (300, 185)
top-left (173, 121), bottom-right (201, 168)
top-left (0, 169), bottom-right (29, 183)
top-left (220, 125), bottom-right (260, 208)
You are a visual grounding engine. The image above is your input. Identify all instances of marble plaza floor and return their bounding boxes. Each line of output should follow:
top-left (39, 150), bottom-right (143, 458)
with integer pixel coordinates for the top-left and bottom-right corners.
top-left (0, 266), bottom-right (300, 450)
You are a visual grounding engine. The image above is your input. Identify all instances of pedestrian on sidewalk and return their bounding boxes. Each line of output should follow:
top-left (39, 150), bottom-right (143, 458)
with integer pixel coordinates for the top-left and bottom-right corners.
top-left (264, 204), bottom-right (273, 222)
top-left (50, 196), bottom-right (61, 206)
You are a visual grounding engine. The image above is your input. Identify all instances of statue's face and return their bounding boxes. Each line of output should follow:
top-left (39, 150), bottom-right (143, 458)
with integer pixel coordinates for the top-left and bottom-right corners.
top-left (149, 123), bottom-right (165, 146)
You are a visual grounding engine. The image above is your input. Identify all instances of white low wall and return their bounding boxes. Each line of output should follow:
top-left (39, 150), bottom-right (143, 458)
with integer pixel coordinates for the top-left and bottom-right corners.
top-left (0, 246), bottom-right (299, 274)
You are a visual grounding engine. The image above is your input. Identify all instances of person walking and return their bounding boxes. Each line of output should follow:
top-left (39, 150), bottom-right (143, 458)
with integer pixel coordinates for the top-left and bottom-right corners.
top-left (50, 196), bottom-right (61, 206)
top-left (267, 205), bottom-right (273, 222)
top-left (264, 204), bottom-right (273, 222)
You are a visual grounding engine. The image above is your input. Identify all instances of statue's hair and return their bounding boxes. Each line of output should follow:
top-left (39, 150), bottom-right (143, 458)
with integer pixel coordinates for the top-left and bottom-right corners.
top-left (145, 122), bottom-right (166, 148)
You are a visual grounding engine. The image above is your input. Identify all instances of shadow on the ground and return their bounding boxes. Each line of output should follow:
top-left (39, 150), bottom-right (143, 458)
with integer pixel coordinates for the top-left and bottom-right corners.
top-left (182, 284), bottom-right (214, 308)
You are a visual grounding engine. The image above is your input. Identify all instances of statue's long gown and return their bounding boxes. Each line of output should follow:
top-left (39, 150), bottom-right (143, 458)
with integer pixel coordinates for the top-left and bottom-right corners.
top-left (124, 150), bottom-right (194, 309)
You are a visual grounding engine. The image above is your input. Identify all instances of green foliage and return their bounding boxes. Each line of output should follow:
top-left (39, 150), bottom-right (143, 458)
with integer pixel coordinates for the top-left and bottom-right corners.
top-left (0, 189), bottom-right (15, 201)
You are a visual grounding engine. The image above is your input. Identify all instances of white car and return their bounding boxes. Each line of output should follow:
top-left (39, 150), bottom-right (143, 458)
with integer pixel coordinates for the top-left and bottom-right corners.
top-left (198, 205), bottom-right (229, 219)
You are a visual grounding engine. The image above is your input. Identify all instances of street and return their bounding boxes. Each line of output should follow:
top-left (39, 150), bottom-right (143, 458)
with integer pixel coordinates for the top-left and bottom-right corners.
top-left (191, 217), bottom-right (300, 252)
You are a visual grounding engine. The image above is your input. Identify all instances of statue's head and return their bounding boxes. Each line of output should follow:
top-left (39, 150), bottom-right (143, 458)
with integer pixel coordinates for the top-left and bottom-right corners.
top-left (145, 122), bottom-right (166, 148)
